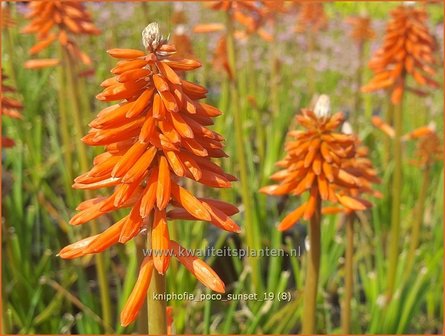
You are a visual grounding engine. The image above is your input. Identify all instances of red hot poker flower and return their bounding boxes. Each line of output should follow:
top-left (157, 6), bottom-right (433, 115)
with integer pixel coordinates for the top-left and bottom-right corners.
top-left (361, 5), bottom-right (439, 104)
top-left (260, 96), bottom-right (375, 231)
top-left (22, 0), bottom-right (100, 69)
top-left (59, 22), bottom-right (238, 327)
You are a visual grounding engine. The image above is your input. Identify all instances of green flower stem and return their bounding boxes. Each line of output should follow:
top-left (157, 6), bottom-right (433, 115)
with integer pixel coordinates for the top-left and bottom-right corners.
top-left (405, 165), bottom-right (430, 275)
top-left (226, 12), bottom-right (263, 293)
top-left (62, 49), bottom-right (113, 332)
top-left (387, 99), bottom-right (403, 301)
top-left (56, 47), bottom-right (74, 203)
top-left (342, 213), bottom-right (354, 334)
top-left (353, 43), bottom-right (365, 131)
top-left (302, 197), bottom-right (321, 334)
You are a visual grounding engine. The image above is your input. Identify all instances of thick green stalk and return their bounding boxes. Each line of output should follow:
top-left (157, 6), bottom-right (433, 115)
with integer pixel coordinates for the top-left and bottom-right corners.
top-left (226, 12), bottom-right (263, 292)
top-left (342, 214), bottom-right (354, 333)
top-left (302, 198), bottom-right (321, 334)
top-left (147, 230), bottom-right (167, 334)
top-left (386, 100), bottom-right (403, 301)
top-left (405, 165), bottom-right (430, 275)
top-left (62, 49), bottom-right (113, 331)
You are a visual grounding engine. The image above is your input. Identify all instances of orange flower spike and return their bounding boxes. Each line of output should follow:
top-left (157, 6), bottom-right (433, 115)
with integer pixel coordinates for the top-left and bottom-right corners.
top-left (346, 15), bottom-right (375, 45)
top-left (407, 125), bottom-right (442, 168)
top-left (60, 22), bottom-right (238, 326)
top-left (362, 4), bottom-right (439, 104)
top-left (23, 0), bottom-right (100, 68)
top-left (120, 256), bottom-right (154, 327)
top-left (262, 95), bottom-right (379, 230)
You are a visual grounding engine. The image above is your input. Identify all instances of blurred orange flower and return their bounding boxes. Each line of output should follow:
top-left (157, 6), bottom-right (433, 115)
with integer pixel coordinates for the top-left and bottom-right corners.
top-left (261, 96), bottom-right (377, 231)
top-left (361, 5), bottom-right (439, 104)
top-left (346, 15), bottom-right (375, 45)
top-left (171, 6), bottom-right (195, 59)
top-left (1, 6), bottom-right (16, 29)
top-left (1, 73), bottom-right (23, 148)
top-left (59, 23), bottom-right (238, 327)
top-left (413, 129), bottom-right (442, 168)
top-left (294, 2), bottom-right (328, 33)
top-left (22, 0), bottom-right (100, 69)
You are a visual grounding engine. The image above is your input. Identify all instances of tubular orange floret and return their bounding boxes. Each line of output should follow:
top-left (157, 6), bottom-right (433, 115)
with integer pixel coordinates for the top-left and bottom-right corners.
top-left (120, 256), bottom-right (154, 327)
top-left (261, 97), bottom-right (379, 230)
top-left (22, 0), bottom-right (100, 69)
top-left (61, 22), bottom-right (238, 327)
top-left (361, 5), bottom-right (439, 104)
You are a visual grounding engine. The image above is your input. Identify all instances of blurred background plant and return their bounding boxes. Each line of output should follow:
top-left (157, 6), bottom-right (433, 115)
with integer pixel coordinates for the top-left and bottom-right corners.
top-left (1, 1), bottom-right (443, 334)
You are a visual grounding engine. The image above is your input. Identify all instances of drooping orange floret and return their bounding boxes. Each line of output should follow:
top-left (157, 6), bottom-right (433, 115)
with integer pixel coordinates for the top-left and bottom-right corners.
top-left (59, 23), bottom-right (238, 327)
top-left (22, 0), bottom-right (100, 69)
top-left (1, 73), bottom-right (23, 148)
top-left (294, 2), bottom-right (328, 33)
top-left (346, 15), bottom-right (375, 45)
top-left (361, 5), bottom-right (439, 104)
top-left (261, 96), bottom-right (377, 231)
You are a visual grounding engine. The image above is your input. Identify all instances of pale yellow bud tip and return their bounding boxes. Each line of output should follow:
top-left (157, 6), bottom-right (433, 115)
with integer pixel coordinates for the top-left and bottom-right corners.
top-left (314, 94), bottom-right (331, 119)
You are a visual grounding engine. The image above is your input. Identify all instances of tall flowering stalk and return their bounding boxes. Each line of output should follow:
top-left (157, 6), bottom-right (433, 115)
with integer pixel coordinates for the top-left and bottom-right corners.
top-left (405, 127), bottom-right (442, 274)
top-left (361, 4), bottom-right (438, 300)
top-left (194, 1), bottom-right (271, 291)
top-left (1, 73), bottom-right (23, 148)
top-left (321, 126), bottom-right (381, 333)
top-left (346, 15), bottom-right (375, 130)
top-left (59, 23), bottom-right (238, 332)
top-left (372, 117), bottom-right (442, 277)
top-left (22, 0), bottom-right (100, 69)
top-left (261, 95), bottom-right (377, 333)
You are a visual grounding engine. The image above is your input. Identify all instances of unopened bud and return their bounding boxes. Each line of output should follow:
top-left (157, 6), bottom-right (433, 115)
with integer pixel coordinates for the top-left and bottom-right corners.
top-left (314, 94), bottom-right (331, 119)
top-left (142, 22), bottom-right (168, 51)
